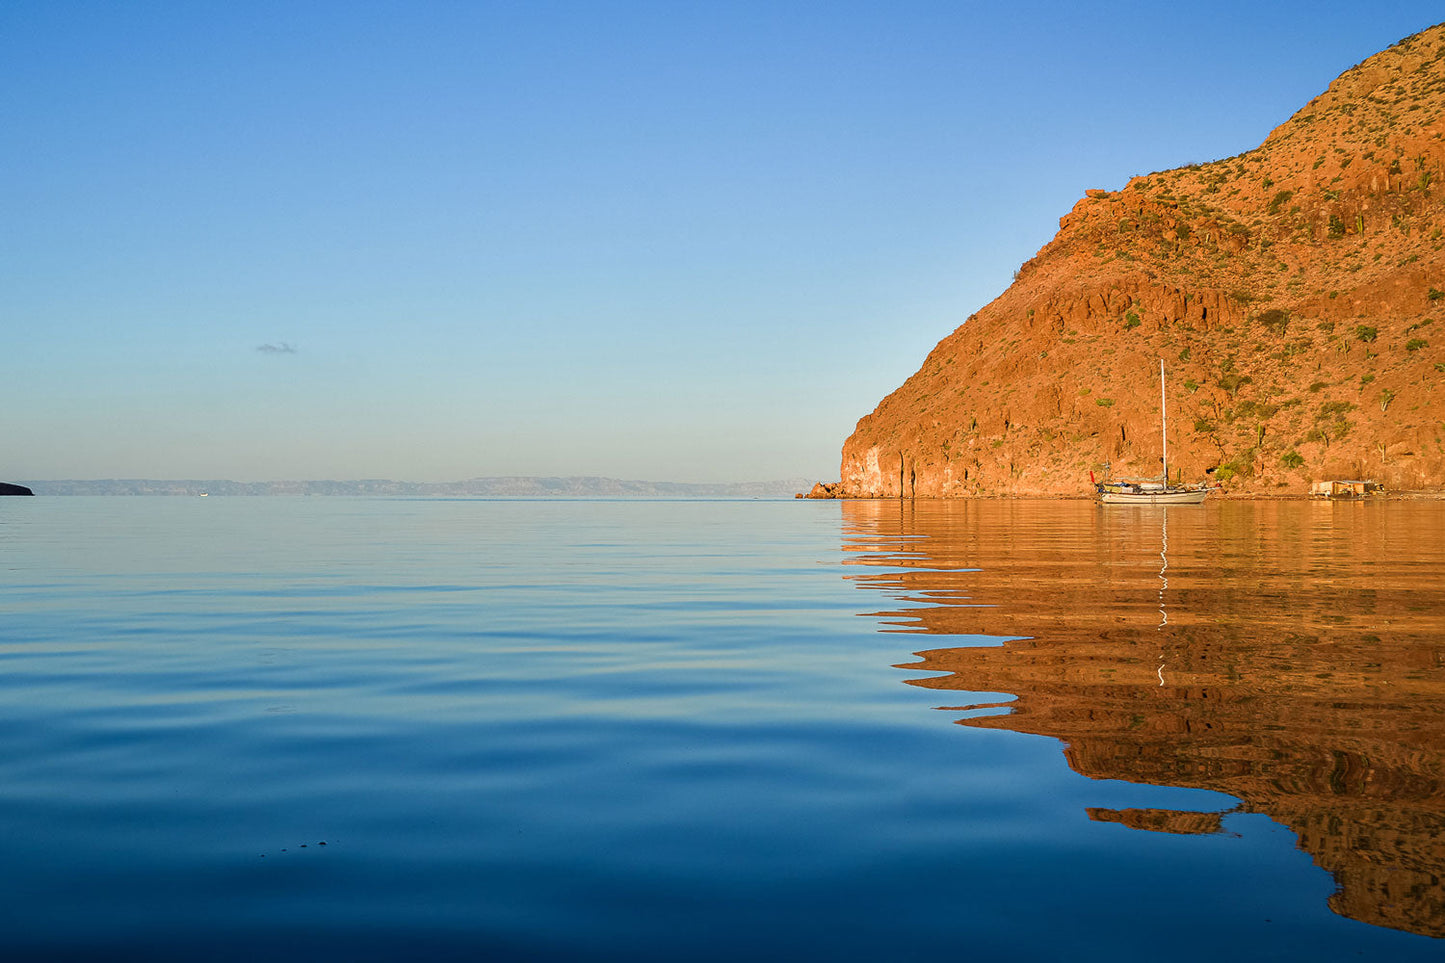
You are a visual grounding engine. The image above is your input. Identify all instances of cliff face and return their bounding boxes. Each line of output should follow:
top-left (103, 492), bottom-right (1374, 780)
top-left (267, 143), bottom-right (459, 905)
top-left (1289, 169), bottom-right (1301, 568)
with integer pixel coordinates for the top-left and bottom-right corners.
top-left (839, 24), bottom-right (1445, 497)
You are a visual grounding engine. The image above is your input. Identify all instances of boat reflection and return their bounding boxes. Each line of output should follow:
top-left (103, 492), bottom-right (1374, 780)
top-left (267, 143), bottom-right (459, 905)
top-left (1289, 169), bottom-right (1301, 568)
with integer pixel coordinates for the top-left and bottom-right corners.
top-left (841, 498), bottom-right (1445, 938)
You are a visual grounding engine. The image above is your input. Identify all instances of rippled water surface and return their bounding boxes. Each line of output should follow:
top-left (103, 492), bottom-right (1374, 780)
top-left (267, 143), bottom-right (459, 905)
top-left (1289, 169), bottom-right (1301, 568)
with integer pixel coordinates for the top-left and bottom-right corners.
top-left (1, 496), bottom-right (1442, 960)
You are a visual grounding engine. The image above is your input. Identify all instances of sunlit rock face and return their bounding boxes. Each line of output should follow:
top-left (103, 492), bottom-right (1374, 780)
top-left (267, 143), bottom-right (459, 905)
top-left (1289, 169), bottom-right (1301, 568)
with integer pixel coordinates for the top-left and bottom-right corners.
top-left (838, 24), bottom-right (1445, 498)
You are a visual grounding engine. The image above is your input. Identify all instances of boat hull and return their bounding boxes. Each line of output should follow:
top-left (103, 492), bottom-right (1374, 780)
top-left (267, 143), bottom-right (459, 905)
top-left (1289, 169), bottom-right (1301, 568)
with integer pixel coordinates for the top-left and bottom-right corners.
top-left (1098, 487), bottom-right (1208, 505)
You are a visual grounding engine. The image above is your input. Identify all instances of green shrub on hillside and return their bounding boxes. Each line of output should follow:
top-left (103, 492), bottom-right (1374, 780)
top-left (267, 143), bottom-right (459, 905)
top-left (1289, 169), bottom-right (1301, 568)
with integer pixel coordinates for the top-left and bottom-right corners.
top-left (1257, 308), bottom-right (1289, 334)
top-left (1214, 453), bottom-right (1255, 482)
top-left (1218, 373), bottom-right (1253, 394)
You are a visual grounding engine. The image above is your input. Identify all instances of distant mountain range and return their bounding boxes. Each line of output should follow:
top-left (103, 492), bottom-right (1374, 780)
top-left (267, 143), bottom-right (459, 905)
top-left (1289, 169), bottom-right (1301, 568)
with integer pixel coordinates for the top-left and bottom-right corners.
top-left (21, 476), bottom-right (817, 498)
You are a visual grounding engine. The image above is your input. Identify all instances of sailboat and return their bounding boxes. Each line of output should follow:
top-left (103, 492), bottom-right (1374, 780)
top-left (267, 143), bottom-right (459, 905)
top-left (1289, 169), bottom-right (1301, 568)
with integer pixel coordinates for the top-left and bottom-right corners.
top-left (1096, 360), bottom-right (1210, 505)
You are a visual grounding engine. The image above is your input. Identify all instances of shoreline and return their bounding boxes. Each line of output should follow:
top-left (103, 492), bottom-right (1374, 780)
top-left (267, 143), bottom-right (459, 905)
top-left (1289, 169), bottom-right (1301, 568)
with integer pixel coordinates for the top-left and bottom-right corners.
top-left (801, 487), bottom-right (1445, 501)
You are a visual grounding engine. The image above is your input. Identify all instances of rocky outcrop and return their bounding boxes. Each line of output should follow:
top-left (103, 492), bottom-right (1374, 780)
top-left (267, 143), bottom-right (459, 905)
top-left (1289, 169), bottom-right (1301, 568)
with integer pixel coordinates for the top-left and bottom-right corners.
top-left (802, 481), bottom-right (843, 499)
top-left (838, 23), bottom-right (1445, 497)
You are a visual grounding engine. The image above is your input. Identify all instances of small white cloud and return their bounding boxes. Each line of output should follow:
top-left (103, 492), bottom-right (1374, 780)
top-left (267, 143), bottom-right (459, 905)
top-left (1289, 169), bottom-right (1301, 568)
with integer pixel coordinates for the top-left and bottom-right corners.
top-left (257, 342), bottom-right (297, 355)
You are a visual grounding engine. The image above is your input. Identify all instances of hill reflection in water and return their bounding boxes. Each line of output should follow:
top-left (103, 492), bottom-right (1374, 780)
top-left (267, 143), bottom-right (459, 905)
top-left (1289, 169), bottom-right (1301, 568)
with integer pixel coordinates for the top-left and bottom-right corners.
top-left (841, 499), bottom-right (1445, 939)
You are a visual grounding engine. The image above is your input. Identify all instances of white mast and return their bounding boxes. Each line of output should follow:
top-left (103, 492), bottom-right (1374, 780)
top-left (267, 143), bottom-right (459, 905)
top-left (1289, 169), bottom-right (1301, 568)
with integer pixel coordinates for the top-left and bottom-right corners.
top-left (1160, 358), bottom-right (1168, 484)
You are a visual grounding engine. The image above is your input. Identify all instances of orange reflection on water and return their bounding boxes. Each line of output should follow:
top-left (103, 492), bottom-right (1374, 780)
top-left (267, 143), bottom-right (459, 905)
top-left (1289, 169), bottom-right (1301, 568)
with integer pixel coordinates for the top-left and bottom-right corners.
top-left (842, 498), bottom-right (1445, 938)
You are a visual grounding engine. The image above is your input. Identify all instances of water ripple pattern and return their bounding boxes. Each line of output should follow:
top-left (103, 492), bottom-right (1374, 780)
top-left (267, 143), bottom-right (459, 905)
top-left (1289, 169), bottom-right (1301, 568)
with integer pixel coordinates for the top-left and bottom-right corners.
top-left (0, 496), bottom-right (1441, 961)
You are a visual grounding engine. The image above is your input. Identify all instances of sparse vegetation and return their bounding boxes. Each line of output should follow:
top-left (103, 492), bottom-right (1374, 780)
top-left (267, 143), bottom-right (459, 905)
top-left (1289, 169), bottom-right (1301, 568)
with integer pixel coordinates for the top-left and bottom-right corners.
top-left (1214, 453), bottom-right (1255, 482)
top-left (1235, 400), bottom-right (1279, 419)
top-left (1267, 190), bottom-right (1294, 215)
top-left (1355, 325), bottom-right (1379, 342)
top-left (1218, 373), bottom-right (1253, 395)
top-left (1257, 308), bottom-right (1289, 334)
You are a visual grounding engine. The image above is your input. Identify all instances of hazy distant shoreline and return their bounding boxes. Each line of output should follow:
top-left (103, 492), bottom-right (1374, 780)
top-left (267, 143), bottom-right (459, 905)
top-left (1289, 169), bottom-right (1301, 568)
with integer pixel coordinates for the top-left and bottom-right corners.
top-left (20, 478), bottom-right (1443, 499)
top-left (19, 477), bottom-right (816, 498)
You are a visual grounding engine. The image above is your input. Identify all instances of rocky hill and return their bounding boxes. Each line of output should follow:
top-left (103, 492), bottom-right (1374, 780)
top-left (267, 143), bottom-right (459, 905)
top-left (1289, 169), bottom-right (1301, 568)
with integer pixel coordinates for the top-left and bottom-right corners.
top-left (833, 23), bottom-right (1445, 497)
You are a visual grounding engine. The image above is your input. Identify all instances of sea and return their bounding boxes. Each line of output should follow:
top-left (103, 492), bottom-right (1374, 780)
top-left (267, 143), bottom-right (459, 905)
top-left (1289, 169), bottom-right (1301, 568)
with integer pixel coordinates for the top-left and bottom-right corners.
top-left (1, 496), bottom-right (1442, 961)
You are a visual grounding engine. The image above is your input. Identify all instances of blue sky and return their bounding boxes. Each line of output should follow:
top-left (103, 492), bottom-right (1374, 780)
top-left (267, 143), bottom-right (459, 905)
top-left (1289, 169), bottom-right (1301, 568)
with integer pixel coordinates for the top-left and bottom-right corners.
top-left (4, 1), bottom-right (1441, 482)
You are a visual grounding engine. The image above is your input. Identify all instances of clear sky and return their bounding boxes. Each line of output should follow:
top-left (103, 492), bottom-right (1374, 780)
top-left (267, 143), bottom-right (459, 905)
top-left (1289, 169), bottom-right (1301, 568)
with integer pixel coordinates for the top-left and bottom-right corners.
top-left (4, 1), bottom-right (1441, 483)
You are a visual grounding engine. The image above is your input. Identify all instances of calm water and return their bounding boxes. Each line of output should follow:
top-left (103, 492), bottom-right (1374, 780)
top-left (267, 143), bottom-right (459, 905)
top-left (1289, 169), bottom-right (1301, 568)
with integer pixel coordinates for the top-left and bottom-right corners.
top-left (1, 496), bottom-right (1441, 961)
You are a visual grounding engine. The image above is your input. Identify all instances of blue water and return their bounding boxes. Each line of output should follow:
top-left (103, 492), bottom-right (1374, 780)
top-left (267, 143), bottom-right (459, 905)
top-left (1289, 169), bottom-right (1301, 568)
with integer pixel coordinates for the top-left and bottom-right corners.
top-left (0, 497), bottom-right (1440, 960)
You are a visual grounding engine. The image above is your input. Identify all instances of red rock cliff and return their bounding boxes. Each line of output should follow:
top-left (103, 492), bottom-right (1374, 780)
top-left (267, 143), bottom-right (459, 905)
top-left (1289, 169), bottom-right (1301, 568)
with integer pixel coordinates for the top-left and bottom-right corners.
top-left (838, 23), bottom-right (1445, 497)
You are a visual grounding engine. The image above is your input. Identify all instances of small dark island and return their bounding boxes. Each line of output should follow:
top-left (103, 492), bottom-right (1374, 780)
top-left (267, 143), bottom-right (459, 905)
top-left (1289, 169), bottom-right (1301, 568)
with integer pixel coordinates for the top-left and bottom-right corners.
top-left (0, 482), bottom-right (34, 496)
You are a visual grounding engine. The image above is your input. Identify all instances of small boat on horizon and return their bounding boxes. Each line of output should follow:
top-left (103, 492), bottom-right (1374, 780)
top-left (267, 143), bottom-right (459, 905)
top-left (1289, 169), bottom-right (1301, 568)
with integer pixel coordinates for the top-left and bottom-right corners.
top-left (1096, 361), bottom-right (1210, 505)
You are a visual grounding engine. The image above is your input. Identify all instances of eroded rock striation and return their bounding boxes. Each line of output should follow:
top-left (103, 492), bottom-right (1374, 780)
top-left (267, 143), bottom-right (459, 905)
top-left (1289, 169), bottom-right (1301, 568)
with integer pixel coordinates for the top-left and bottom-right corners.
top-left (835, 23), bottom-right (1445, 497)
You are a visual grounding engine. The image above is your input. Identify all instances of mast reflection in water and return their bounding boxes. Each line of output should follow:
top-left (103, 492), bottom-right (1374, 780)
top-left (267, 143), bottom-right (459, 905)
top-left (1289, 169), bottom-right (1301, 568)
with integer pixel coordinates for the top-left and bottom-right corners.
top-left (842, 499), bottom-right (1445, 939)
